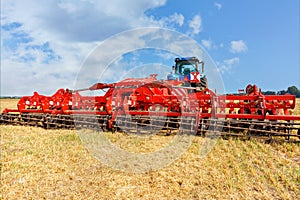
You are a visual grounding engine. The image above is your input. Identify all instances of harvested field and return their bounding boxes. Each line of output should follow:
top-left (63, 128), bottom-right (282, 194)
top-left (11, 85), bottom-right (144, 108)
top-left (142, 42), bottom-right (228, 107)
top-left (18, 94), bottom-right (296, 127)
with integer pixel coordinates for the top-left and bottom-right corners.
top-left (1, 99), bottom-right (300, 199)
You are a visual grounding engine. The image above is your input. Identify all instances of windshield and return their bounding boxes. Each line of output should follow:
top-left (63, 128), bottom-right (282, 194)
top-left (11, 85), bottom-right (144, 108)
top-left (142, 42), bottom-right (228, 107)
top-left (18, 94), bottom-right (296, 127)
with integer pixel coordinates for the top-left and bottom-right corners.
top-left (175, 61), bottom-right (198, 75)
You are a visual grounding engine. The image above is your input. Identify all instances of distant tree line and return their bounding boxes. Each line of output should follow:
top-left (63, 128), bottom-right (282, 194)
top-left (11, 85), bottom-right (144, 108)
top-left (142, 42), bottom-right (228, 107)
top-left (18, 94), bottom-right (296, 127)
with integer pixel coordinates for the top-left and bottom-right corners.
top-left (262, 85), bottom-right (300, 97)
top-left (0, 96), bottom-right (21, 99)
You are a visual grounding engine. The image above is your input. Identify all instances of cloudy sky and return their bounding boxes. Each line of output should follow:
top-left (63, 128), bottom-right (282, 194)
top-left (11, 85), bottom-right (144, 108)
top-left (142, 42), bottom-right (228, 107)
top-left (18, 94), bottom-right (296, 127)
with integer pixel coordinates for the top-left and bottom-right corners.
top-left (1, 0), bottom-right (299, 96)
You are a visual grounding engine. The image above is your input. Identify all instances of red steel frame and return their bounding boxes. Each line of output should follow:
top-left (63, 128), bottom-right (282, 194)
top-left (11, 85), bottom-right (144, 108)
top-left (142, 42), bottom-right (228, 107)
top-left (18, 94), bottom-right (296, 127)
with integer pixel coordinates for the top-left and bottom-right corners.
top-left (2, 76), bottom-right (300, 123)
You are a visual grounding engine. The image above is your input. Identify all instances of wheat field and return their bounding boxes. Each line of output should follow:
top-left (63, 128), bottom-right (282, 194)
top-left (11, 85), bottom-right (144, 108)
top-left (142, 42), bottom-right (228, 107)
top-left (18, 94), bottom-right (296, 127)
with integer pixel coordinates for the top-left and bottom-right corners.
top-left (1, 99), bottom-right (300, 199)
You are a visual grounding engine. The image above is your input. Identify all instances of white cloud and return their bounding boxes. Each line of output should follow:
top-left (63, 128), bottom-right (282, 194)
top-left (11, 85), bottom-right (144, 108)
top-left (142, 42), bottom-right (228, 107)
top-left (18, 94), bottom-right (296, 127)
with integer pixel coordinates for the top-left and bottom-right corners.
top-left (1, 0), bottom-right (193, 96)
top-left (71, 27), bottom-right (209, 95)
top-left (166, 13), bottom-right (185, 27)
top-left (201, 39), bottom-right (212, 50)
top-left (217, 57), bottom-right (240, 74)
top-left (1, 25), bottom-right (207, 95)
top-left (1, 0), bottom-right (169, 43)
top-left (188, 15), bottom-right (202, 36)
top-left (214, 2), bottom-right (222, 10)
top-left (201, 39), bottom-right (223, 50)
top-left (224, 57), bottom-right (240, 65)
top-left (230, 40), bottom-right (248, 53)
top-left (155, 13), bottom-right (185, 29)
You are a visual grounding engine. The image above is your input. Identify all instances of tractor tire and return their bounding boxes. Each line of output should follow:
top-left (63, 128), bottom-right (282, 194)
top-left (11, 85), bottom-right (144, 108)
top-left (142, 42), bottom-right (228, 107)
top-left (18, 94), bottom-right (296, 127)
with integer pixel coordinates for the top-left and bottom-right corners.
top-left (200, 77), bottom-right (207, 88)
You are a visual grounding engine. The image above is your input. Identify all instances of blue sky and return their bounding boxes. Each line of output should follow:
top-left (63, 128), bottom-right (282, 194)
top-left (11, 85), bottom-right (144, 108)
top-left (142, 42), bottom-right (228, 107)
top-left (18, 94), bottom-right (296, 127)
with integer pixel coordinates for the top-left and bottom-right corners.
top-left (1, 0), bottom-right (299, 96)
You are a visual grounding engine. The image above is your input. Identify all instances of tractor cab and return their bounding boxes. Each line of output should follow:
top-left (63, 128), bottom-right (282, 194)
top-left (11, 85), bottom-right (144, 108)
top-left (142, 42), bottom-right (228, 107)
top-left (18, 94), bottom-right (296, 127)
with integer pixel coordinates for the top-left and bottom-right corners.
top-left (167, 57), bottom-right (207, 88)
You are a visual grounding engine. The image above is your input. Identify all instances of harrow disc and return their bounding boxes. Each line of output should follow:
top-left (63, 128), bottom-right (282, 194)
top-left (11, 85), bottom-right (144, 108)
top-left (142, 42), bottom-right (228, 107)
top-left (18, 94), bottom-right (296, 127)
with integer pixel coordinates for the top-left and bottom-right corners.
top-left (1, 112), bottom-right (299, 143)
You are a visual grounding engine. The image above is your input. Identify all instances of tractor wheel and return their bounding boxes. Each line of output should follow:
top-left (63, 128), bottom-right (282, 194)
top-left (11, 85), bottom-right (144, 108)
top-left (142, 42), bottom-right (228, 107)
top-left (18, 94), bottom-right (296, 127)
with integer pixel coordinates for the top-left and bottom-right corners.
top-left (200, 77), bottom-right (207, 88)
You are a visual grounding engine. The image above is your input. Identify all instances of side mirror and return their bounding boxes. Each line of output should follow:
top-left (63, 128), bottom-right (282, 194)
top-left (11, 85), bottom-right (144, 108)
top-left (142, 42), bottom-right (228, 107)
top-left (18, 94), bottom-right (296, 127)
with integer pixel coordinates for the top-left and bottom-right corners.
top-left (199, 62), bottom-right (204, 73)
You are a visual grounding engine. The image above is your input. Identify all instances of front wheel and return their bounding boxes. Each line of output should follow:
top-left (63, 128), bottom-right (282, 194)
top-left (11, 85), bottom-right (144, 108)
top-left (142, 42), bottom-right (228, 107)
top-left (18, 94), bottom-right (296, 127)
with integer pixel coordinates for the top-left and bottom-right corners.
top-left (200, 77), bottom-right (207, 88)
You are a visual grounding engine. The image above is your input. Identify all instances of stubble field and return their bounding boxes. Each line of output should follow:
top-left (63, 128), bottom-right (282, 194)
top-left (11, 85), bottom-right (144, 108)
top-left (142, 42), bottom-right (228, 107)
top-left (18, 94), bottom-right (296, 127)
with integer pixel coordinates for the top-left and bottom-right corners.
top-left (1, 99), bottom-right (300, 199)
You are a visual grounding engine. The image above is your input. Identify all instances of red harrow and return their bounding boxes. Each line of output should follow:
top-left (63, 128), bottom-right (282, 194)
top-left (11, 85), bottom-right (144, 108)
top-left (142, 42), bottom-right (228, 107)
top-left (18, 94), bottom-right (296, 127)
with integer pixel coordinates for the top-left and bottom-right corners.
top-left (1, 57), bottom-right (300, 142)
